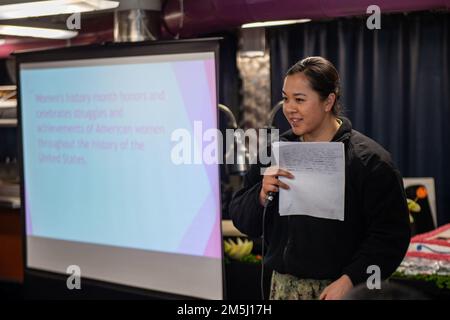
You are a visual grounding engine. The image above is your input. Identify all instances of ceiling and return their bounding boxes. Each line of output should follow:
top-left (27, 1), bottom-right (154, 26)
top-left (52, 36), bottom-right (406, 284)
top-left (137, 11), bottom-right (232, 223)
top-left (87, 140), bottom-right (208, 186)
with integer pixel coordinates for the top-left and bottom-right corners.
top-left (0, 0), bottom-right (449, 58)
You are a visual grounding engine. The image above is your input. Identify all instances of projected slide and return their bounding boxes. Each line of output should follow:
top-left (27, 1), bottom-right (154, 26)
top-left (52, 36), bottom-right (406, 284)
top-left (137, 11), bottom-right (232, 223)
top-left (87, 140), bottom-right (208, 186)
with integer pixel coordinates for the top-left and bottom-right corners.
top-left (20, 52), bottom-right (220, 259)
top-left (20, 49), bottom-right (223, 299)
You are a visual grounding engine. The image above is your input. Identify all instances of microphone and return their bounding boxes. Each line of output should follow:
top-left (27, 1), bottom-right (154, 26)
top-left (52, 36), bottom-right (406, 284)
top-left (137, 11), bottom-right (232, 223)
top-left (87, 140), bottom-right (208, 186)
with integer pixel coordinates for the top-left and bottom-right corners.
top-left (263, 191), bottom-right (275, 208)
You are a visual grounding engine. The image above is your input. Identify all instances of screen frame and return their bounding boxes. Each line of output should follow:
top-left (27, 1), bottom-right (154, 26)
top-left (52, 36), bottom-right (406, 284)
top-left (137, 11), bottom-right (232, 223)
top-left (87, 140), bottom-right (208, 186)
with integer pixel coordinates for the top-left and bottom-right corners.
top-left (15, 38), bottom-right (225, 300)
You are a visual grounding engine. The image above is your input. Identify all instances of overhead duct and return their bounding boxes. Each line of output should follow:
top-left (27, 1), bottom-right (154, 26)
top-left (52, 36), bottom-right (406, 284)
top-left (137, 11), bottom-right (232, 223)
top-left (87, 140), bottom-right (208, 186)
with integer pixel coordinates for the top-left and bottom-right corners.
top-left (162, 0), bottom-right (450, 37)
top-left (114, 0), bottom-right (161, 42)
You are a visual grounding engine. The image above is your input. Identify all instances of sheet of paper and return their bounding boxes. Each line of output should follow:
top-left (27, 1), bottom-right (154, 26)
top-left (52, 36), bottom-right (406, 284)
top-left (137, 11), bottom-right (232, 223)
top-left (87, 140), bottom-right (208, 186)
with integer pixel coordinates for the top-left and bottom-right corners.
top-left (272, 141), bottom-right (345, 221)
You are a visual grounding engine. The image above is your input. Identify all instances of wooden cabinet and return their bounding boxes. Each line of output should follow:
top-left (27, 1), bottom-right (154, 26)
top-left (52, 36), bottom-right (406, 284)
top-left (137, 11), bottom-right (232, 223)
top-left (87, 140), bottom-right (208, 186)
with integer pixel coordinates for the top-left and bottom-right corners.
top-left (0, 208), bottom-right (23, 283)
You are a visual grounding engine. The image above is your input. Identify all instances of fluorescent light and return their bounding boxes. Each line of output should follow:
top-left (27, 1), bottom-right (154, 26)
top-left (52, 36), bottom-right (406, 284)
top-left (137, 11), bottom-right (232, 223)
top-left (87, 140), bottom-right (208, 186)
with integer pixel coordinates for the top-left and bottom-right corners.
top-left (0, 25), bottom-right (78, 39)
top-left (0, 0), bottom-right (119, 20)
top-left (241, 19), bottom-right (312, 29)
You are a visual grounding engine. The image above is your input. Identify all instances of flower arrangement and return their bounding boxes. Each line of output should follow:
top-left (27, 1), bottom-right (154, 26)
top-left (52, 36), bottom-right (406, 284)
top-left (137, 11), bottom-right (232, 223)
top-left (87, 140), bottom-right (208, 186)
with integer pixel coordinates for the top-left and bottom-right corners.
top-left (407, 186), bottom-right (427, 223)
top-left (223, 237), bottom-right (262, 263)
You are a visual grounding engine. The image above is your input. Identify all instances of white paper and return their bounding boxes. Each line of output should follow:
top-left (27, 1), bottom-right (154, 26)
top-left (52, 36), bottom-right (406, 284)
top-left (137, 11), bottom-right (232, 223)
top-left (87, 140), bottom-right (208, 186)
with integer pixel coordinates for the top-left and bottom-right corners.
top-left (272, 141), bottom-right (345, 221)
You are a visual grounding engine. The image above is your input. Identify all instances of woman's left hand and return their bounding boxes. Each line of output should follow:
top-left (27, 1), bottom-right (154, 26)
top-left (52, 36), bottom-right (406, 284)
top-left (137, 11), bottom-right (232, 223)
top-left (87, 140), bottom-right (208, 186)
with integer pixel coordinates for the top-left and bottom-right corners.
top-left (319, 275), bottom-right (354, 300)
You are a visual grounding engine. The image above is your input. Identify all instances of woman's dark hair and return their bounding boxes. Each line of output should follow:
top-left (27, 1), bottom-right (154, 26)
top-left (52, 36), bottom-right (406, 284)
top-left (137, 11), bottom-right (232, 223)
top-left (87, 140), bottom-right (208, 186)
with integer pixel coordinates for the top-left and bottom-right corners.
top-left (286, 56), bottom-right (343, 116)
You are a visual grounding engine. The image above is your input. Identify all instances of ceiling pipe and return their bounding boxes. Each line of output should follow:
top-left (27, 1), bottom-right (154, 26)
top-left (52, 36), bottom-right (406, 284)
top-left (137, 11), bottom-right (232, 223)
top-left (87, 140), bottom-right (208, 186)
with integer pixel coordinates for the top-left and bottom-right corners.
top-left (114, 0), bottom-right (161, 42)
top-left (162, 0), bottom-right (450, 38)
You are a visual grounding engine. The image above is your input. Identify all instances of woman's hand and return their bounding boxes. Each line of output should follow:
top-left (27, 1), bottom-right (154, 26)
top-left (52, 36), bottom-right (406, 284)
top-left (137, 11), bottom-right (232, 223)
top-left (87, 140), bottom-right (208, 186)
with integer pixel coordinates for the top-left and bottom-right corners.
top-left (259, 166), bottom-right (294, 206)
top-left (319, 275), bottom-right (354, 300)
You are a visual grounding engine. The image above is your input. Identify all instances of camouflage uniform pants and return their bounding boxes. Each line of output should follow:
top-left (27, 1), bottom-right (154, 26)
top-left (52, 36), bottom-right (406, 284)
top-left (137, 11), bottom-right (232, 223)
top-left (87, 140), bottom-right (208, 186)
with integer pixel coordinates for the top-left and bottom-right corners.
top-left (269, 271), bottom-right (332, 300)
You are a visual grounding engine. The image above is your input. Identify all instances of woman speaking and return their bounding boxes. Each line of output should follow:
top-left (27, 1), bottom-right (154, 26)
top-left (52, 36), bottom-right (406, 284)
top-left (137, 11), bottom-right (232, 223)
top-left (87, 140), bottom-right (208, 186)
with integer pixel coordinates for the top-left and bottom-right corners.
top-left (229, 57), bottom-right (411, 300)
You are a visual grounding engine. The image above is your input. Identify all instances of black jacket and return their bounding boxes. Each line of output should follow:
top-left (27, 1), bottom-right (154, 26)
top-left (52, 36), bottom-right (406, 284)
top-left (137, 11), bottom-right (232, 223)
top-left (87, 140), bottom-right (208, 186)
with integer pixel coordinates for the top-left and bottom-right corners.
top-left (229, 117), bottom-right (411, 285)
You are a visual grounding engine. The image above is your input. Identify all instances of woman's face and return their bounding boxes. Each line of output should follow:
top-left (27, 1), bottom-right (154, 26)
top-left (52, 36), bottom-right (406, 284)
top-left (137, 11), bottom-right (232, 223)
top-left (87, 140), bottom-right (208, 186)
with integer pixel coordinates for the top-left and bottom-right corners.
top-left (282, 72), bottom-right (332, 137)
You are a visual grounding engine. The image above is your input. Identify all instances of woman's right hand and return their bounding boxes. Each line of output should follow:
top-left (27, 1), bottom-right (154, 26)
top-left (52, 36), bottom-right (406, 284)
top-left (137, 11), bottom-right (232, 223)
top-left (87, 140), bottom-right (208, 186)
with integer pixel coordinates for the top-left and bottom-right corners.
top-left (259, 166), bottom-right (295, 206)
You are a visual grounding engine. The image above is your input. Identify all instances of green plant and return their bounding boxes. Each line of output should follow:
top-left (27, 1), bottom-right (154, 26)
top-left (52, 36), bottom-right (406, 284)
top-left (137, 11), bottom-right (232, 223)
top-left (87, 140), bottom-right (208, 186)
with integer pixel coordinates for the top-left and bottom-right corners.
top-left (392, 271), bottom-right (450, 289)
